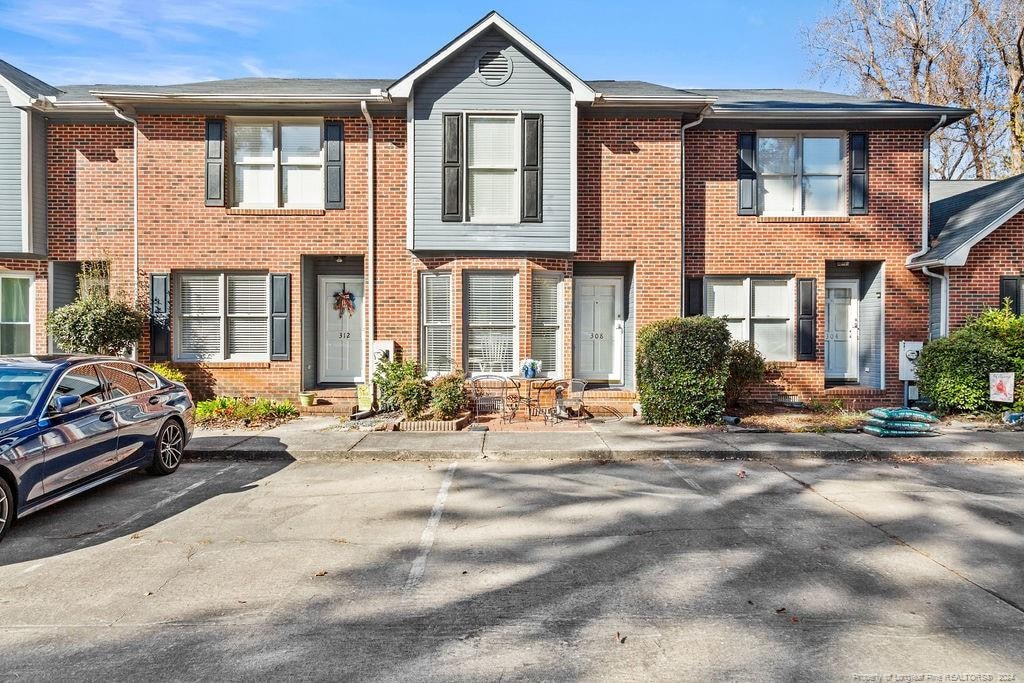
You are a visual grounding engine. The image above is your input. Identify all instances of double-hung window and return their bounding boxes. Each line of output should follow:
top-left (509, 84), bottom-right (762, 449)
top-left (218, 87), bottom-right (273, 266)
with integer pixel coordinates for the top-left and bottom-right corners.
top-left (421, 271), bottom-right (453, 374)
top-left (175, 273), bottom-right (269, 361)
top-left (467, 115), bottom-right (518, 223)
top-left (0, 274), bottom-right (31, 355)
top-left (232, 119), bottom-right (323, 208)
top-left (530, 275), bottom-right (562, 377)
top-left (464, 272), bottom-right (517, 375)
top-left (758, 132), bottom-right (845, 216)
top-left (706, 277), bottom-right (794, 361)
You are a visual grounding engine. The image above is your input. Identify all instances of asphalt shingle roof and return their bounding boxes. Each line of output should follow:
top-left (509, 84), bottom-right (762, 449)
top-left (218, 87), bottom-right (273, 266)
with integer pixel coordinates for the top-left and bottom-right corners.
top-left (912, 173), bottom-right (1024, 265)
top-left (929, 179), bottom-right (999, 202)
top-left (0, 58), bottom-right (60, 99)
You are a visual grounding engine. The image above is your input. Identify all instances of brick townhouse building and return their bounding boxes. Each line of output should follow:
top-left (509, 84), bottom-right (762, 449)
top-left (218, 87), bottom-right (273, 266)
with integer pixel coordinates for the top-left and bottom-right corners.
top-left (2, 11), bottom-right (998, 412)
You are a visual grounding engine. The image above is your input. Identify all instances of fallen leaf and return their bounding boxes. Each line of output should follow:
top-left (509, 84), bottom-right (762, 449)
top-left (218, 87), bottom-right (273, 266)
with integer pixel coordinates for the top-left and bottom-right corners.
top-left (737, 470), bottom-right (748, 479)
top-left (313, 569), bottom-right (327, 578)
top-left (462, 570), bottom-right (468, 575)
top-left (615, 632), bottom-right (626, 644)
top-left (775, 607), bottom-right (787, 614)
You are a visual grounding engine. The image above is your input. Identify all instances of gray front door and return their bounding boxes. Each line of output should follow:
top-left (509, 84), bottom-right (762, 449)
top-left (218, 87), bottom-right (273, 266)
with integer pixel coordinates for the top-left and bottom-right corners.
top-left (318, 277), bottom-right (364, 383)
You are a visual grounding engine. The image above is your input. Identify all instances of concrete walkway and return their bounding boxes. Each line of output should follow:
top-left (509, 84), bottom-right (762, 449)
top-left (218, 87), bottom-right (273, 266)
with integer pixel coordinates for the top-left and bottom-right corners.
top-left (186, 416), bottom-right (1024, 461)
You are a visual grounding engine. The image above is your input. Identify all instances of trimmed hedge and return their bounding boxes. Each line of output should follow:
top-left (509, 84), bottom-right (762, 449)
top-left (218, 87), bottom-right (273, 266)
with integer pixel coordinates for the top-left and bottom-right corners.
top-left (636, 316), bottom-right (732, 425)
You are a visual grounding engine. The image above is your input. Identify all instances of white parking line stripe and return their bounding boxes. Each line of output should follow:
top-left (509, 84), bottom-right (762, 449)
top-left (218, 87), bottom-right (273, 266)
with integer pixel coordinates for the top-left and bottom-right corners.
top-left (404, 462), bottom-right (457, 594)
top-left (662, 458), bottom-right (703, 491)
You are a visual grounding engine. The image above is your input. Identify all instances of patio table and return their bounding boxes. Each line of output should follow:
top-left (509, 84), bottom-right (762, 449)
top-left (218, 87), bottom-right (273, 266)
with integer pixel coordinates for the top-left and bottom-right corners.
top-left (508, 377), bottom-right (564, 420)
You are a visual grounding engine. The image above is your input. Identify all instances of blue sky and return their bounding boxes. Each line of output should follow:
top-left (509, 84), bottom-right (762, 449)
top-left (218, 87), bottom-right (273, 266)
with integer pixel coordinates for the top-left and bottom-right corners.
top-left (0, 0), bottom-right (839, 91)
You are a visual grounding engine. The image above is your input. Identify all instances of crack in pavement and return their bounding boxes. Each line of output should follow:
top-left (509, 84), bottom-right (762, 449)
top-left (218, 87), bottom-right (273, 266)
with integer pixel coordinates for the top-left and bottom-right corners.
top-left (770, 462), bottom-right (1024, 617)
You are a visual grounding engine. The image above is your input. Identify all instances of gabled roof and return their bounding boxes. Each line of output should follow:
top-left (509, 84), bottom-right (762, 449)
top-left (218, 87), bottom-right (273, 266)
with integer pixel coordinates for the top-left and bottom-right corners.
top-left (0, 58), bottom-right (61, 106)
top-left (910, 173), bottom-right (1024, 267)
top-left (929, 179), bottom-right (999, 202)
top-left (387, 11), bottom-right (596, 103)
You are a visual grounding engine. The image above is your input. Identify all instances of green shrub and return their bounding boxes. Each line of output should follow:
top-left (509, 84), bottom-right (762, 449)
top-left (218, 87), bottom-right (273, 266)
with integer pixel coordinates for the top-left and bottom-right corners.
top-left (725, 341), bottom-right (766, 408)
top-left (396, 377), bottom-right (431, 419)
top-left (47, 296), bottom-right (147, 356)
top-left (636, 316), bottom-right (732, 425)
top-left (916, 306), bottom-right (1024, 413)
top-left (373, 357), bottom-right (421, 412)
top-left (194, 396), bottom-right (298, 425)
top-left (430, 372), bottom-right (467, 420)
top-left (150, 362), bottom-right (186, 384)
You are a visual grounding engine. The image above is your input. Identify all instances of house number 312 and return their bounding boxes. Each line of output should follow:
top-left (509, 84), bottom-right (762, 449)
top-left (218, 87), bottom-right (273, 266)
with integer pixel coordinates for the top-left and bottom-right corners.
top-left (338, 332), bottom-right (352, 339)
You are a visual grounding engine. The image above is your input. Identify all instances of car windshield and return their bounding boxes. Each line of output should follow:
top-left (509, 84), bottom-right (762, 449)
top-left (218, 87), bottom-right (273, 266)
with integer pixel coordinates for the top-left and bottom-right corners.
top-left (0, 367), bottom-right (51, 418)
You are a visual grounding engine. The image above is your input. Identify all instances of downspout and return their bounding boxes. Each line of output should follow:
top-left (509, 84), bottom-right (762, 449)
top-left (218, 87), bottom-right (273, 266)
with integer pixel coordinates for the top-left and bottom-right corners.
top-left (360, 100), bottom-right (375, 395)
top-left (910, 115), bottom-right (947, 337)
top-left (680, 107), bottom-right (708, 316)
top-left (112, 105), bottom-right (140, 357)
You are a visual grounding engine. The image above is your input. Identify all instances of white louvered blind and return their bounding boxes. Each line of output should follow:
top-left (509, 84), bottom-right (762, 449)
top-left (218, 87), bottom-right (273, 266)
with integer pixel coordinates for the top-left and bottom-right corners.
top-left (706, 278), bottom-right (747, 342)
top-left (421, 272), bottom-right (452, 374)
top-left (465, 272), bottom-right (516, 374)
top-left (233, 124), bottom-right (274, 163)
top-left (531, 276), bottom-right (561, 376)
top-left (176, 273), bottom-right (270, 361)
top-left (177, 275), bottom-right (222, 360)
top-left (226, 275), bottom-right (269, 359)
top-left (467, 115), bottom-right (517, 222)
top-left (751, 279), bottom-right (791, 361)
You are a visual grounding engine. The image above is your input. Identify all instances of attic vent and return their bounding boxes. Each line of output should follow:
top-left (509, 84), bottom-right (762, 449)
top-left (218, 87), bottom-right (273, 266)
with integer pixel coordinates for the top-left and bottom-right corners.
top-left (477, 51), bottom-right (512, 86)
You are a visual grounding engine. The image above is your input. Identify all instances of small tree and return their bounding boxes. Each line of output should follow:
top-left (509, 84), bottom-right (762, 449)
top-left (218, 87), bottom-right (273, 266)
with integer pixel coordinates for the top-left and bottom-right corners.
top-left (46, 262), bottom-right (147, 356)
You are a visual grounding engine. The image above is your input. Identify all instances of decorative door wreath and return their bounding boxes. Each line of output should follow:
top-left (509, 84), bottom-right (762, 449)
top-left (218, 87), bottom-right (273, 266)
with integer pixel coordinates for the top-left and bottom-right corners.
top-left (333, 287), bottom-right (356, 317)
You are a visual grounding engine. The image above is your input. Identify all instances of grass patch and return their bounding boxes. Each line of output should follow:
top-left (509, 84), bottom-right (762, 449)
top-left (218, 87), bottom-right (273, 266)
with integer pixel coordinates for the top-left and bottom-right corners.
top-left (195, 396), bottom-right (299, 428)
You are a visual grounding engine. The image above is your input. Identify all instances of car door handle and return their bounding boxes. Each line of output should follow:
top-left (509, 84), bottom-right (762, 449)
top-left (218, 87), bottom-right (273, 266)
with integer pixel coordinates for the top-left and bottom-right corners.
top-left (148, 396), bottom-right (161, 405)
top-left (99, 411), bottom-right (115, 422)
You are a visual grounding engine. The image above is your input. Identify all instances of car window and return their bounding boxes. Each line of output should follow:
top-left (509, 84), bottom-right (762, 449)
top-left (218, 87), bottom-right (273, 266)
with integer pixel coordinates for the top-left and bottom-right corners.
top-left (136, 367), bottom-right (160, 390)
top-left (101, 362), bottom-right (144, 398)
top-left (54, 364), bottom-right (106, 406)
top-left (0, 367), bottom-right (50, 418)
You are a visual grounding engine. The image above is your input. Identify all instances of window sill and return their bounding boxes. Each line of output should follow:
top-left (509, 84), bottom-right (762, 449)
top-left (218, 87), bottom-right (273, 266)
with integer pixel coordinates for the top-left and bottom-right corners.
top-left (757, 215), bottom-right (851, 223)
top-left (227, 208), bottom-right (326, 216)
top-left (172, 361), bottom-right (271, 369)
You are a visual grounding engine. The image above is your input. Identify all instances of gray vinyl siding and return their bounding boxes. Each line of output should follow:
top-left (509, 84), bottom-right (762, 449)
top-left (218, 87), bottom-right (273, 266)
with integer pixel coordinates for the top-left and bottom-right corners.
top-left (0, 86), bottom-right (23, 251)
top-left (412, 27), bottom-right (572, 252)
top-left (858, 263), bottom-right (884, 390)
top-left (300, 255), bottom-right (364, 390)
top-left (30, 112), bottom-right (45, 255)
top-left (928, 272), bottom-right (943, 341)
top-left (573, 262), bottom-right (635, 389)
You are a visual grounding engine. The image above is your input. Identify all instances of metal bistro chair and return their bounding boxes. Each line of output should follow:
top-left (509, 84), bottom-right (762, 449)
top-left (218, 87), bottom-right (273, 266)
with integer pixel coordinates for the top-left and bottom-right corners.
top-left (470, 375), bottom-right (522, 424)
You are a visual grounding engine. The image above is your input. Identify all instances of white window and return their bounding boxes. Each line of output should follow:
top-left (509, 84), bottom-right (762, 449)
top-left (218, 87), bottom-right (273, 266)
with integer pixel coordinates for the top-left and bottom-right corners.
top-left (464, 272), bottom-right (518, 375)
top-left (0, 274), bottom-right (32, 355)
top-left (706, 277), bottom-right (794, 361)
top-left (467, 115), bottom-right (518, 223)
top-left (175, 273), bottom-right (269, 361)
top-left (531, 274), bottom-right (562, 377)
top-left (231, 119), bottom-right (323, 208)
top-left (421, 271), bottom-right (453, 375)
top-left (758, 132), bottom-right (845, 216)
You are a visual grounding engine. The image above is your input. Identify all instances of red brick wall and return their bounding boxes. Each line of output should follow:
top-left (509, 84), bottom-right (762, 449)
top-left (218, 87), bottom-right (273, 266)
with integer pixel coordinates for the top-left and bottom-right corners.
top-left (946, 212), bottom-right (1024, 329)
top-left (685, 128), bottom-right (930, 404)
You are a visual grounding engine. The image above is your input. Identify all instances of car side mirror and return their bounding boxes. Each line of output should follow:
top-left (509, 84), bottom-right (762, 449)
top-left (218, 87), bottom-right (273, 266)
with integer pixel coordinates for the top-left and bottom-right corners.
top-left (52, 394), bottom-right (82, 414)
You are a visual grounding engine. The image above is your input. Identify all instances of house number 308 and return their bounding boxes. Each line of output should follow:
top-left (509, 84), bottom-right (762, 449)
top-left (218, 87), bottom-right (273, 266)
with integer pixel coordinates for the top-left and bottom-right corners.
top-left (589, 332), bottom-right (605, 340)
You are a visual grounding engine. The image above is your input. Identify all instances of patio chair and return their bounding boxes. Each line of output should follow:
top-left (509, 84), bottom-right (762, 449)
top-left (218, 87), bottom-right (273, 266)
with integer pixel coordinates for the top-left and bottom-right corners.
top-left (552, 379), bottom-right (591, 424)
top-left (468, 332), bottom-right (512, 374)
top-left (470, 375), bottom-right (522, 423)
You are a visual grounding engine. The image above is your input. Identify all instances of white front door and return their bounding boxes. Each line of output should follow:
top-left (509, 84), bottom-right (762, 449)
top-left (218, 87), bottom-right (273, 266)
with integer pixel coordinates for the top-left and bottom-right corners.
top-left (825, 280), bottom-right (859, 381)
top-left (574, 277), bottom-right (624, 382)
top-left (318, 276), bottom-right (364, 383)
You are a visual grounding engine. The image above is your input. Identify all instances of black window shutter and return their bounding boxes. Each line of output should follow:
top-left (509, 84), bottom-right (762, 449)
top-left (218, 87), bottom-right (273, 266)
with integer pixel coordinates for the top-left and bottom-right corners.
top-left (442, 113), bottom-right (463, 222)
top-left (737, 132), bottom-right (758, 216)
top-left (204, 120), bottom-right (225, 207)
top-left (324, 121), bottom-right (345, 209)
top-left (684, 278), bottom-right (704, 317)
top-left (150, 274), bottom-right (170, 361)
top-left (797, 278), bottom-right (817, 360)
top-left (270, 274), bottom-right (291, 361)
top-left (1000, 276), bottom-right (1020, 315)
top-left (849, 132), bottom-right (869, 215)
top-left (521, 113), bottom-right (543, 222)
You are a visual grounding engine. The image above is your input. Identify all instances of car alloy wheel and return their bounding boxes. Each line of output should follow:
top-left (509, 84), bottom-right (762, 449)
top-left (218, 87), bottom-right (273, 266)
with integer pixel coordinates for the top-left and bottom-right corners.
top-left (158, 421), bottom-right (184, 470)
top-left (0, 480), bottom-right (10, 539)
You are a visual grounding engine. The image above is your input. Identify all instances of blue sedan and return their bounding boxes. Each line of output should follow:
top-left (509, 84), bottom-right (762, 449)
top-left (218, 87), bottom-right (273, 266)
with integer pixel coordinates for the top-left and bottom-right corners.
top-left (0, 356), bottom-right (195, 542)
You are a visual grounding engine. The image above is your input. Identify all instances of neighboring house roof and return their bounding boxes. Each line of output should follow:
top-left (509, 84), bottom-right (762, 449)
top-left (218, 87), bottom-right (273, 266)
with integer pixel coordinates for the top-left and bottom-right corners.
top-left (688, 88), bottom-right (972, 120)
top-left (910, 173), bottom-right (1024, 267)
top-left (0, 58), bottom-right (61, 106)
top-left (929, 179), bottom-right (999, 202)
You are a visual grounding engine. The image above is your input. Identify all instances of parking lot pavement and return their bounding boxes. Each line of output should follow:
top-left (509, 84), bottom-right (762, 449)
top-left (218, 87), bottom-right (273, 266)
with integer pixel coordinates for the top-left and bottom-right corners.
top-left (1, 456), bottom-right (1023, 680)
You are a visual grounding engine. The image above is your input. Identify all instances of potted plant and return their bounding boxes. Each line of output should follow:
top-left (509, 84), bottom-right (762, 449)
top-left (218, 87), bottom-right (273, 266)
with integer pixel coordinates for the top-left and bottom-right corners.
top-left (519, 358), bottom-right (542, 379)
top-left (298, 391), bottom-right (317, 407)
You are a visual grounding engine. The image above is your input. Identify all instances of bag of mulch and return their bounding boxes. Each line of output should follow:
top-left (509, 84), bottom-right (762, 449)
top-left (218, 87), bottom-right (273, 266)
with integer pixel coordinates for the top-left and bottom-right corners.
top-left (867, 407), bottom-right (938, 424)
top-left (863, 424), bottom-right (939, 438)
top-left (865, 418), bottom-right (936, 433)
